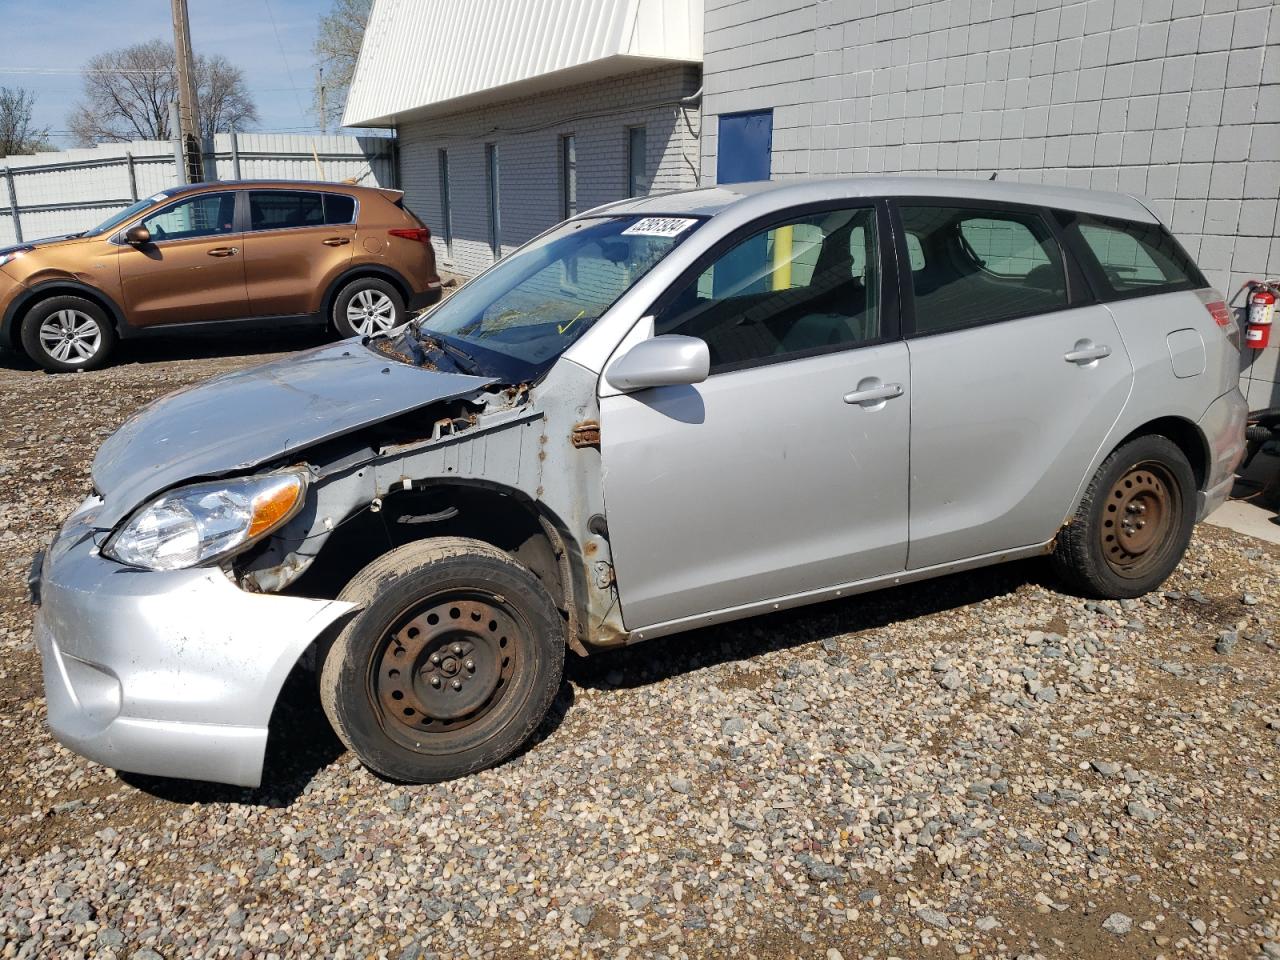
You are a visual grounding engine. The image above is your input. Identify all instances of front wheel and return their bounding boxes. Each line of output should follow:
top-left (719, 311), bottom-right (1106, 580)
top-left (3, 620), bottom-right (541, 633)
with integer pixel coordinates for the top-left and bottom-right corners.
top-left (1052, 435), bottom-right (1196, 598)
top-left (319, 537), bottom-right (566, 783)
top-left (20, 296), bottom-right (117, 372)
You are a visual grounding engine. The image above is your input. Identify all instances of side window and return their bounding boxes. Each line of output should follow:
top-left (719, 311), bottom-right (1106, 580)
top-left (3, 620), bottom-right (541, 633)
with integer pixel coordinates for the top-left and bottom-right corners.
top-left (655, 206), bottom-right (880, 371)
top-left (1065, 213), bottom-right (1203, 297)
top-left (140, 193), bottom-right (235, 241)
top-left (323, 194), bottom-right (356, 225)
top-left (249, 191), bottom-right (325, 231)
top-left (904, 233), bottom-right (926, 271)
top-left (958, 217), bottom-right (1051, 278)
top-left (898, 204), bottom-right (1067, 336)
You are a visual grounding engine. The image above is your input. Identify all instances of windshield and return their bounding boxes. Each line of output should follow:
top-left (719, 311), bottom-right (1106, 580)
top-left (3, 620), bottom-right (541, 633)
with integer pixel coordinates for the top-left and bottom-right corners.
top-left (88, 196), bottom-right (165, 236)
top-left (415, 214), bottom-right (701, 381)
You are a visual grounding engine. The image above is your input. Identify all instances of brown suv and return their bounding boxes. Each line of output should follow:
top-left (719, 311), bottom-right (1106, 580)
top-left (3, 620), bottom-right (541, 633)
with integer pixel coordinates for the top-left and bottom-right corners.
top-left (0, 180), bottom-right (441, 372)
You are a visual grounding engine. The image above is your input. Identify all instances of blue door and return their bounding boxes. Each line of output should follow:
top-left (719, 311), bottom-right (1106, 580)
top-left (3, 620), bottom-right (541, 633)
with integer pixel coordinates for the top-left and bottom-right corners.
top-left (715, 110), bottom-right (774, 295)
top-left (717, 110), bottom-right (773, 184)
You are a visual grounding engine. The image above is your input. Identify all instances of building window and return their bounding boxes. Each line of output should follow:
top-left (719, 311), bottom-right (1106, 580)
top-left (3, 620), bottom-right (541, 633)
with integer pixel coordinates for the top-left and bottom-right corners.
top-left (560, 134), bottom-right (577, 220)
top-left (485, 143), bottom-right (500, 258)
top-left (627, 125), bottom-right (647, 197)
top-left (717, 109), bottom-right (773, 184)
top-left (437, 149), bottom-right (453, 258)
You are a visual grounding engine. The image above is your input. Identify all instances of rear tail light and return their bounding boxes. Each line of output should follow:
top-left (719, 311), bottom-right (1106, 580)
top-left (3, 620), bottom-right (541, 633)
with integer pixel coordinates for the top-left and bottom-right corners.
top-left (1198, 291), bottom-right (1241, 349)
top-left (388, 227), bottom-right (431, 243)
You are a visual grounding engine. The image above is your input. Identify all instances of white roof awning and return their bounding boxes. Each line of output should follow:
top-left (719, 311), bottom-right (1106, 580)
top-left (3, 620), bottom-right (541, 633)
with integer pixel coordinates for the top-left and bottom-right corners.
top-left (343, 0), bottom-right (703, 128)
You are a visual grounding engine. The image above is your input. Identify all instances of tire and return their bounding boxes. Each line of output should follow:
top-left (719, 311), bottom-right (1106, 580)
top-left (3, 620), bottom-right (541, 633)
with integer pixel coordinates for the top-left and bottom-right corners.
top-left (20, 296), bottom-right (117, 372)
top-left (1052, 435), bottom-right (1196, 599)
top-left (319, 537), bottom-right (566, 783)
top-left (331, 277), bottom-right (405, 338)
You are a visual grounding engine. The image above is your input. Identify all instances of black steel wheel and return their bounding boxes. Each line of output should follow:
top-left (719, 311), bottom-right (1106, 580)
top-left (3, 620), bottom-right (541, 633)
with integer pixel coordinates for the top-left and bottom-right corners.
top-left (1052, 435), bottom-right (1196, 599)
top-left (319, 537), bottom-right (564, 783)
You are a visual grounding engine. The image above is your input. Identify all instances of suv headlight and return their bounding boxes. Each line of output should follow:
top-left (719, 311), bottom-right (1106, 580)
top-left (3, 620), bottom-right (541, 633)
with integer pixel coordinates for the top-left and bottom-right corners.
top-left (103, 469), bottom-right (308, 571)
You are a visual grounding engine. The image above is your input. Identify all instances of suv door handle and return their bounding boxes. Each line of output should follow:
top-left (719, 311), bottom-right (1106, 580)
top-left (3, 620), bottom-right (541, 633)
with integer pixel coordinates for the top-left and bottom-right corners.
top-left (844, 379), bottom-right (904, 406)
top-left (1064, 340), bottom-right (1111, 365)
top-left (207, 247), bottom-right (239, 257)
top-left (322, 237), bottom-right (350, 246)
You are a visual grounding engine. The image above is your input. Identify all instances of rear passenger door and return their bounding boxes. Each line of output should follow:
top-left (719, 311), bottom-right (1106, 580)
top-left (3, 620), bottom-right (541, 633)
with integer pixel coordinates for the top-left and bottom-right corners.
top-left (241, 190), bottom-right (357, 318)
top-left (893, 200), bottom-right (1135, 569)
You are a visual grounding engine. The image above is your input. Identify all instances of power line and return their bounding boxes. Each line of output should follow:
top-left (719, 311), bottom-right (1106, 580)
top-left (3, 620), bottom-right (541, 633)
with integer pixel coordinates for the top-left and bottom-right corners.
top-left (262, 0), bottom-right (309, 121)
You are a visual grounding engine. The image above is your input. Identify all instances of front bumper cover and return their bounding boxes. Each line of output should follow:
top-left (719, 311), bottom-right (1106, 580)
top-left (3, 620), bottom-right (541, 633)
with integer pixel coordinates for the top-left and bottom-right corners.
top-left (33, 511), bottom-right (355, 787)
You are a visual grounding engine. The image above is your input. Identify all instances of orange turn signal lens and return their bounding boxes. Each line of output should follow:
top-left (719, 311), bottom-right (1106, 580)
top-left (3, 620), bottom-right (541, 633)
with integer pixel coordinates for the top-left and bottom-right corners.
top-left (247, 473), bottom-right (305, 539)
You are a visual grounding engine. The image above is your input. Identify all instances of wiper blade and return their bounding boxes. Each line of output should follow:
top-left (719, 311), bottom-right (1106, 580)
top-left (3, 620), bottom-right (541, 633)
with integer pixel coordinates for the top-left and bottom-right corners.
top-left (421, 334), bottom-right (481, 374)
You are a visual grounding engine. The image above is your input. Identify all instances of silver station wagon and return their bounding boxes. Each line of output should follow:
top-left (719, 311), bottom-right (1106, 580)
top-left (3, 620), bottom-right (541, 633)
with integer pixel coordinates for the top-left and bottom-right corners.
top-left (31, 177), bottom-right (1247, 787)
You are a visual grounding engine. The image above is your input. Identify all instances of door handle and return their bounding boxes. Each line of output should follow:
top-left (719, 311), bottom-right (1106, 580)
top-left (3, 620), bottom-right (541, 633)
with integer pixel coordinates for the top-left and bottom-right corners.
top-left (207, 247), bottom-right (238, 257)
top-left (843, 380), bottom-right (904, 406)
top-left (322, 237), bottom-right (351, 246)
top-left (1064, 340), bottom-right (1112, 365)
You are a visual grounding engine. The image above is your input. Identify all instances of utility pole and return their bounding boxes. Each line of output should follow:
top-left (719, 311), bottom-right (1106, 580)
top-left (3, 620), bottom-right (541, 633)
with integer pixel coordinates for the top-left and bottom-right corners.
top-left (170, 0), bottom-right (204, 182)
top-left (317, 66), bottom-right (327, 135)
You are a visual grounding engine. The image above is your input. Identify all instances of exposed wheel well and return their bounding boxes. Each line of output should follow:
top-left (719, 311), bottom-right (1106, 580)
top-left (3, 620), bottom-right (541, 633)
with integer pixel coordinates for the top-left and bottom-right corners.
top-left (1117, 417), bottom-right (1209, 491)
top-left (287, 482), bottom-right (586, 652)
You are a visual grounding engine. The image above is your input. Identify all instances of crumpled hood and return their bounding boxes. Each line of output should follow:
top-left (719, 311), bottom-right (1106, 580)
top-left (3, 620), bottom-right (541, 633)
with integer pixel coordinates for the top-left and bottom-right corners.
top-left (91, 339), bottom-right (496, 528)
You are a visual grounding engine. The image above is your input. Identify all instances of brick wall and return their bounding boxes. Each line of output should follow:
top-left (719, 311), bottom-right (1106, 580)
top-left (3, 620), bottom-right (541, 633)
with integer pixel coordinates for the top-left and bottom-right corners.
top-left (701, 0), bottom-right (1280, 410)
top-left (398, 65), bottom-right (703, 279)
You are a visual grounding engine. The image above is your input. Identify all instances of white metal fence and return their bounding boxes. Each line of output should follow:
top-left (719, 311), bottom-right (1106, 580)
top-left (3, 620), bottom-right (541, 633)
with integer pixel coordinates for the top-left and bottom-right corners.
top-left (0, 132), bottom-right (396, 246)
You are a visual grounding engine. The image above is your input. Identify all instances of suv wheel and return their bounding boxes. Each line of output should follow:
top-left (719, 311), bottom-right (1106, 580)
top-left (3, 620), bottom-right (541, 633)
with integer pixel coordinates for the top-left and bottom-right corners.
top-left (332, 278), bottom-right (405, 338)
top-left (319, 537), bottom-right (565, 783)
top-left (1052, 435), bottom-right (1196, 599)
top-left (20, 296), bottom-right (117, 372)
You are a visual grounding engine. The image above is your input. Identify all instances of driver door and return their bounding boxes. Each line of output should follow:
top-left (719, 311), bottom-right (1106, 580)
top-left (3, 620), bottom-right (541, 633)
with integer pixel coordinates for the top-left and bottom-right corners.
top-left (118, 191), bottom-right (248, 328)
top-left (600, 203), bottom-right (911, 630)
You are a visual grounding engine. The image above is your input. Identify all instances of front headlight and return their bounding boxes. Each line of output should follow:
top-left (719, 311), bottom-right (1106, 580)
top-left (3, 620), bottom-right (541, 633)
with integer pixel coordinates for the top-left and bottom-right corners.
top-left (104, 469), bottom-right (308, 571)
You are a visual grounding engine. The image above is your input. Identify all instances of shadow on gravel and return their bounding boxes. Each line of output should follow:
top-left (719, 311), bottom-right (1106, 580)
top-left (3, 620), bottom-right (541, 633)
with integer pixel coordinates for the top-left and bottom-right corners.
top-left (112, 329), bottom-right (333, 365)
top-left (119, 662), bottom-right (344, 808)
top-left (568, 557), bottom-right (1054, 691)
top-left (0, 328), bottom-right (331, 371)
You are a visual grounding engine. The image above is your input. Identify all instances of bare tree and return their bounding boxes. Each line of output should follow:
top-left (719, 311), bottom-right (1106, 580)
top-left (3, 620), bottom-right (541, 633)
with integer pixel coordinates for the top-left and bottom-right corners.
top-left (68, 39), bottom-right (258, 145)
top-left (0, 86), bottom-right (50, 156)
top-left (315, 0), bottom-right (372, 130)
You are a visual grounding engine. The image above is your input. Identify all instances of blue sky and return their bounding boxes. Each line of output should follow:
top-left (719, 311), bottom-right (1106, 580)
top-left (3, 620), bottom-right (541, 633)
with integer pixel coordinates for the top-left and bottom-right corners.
top-left (0, 0), bottom-right (334, 147)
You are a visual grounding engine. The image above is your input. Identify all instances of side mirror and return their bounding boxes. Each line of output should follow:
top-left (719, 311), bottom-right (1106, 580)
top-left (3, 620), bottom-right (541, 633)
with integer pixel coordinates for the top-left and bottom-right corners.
top-left (605, 335), bottom-right (710, 392)
top-left (124, 224), bottom-right (151, 245)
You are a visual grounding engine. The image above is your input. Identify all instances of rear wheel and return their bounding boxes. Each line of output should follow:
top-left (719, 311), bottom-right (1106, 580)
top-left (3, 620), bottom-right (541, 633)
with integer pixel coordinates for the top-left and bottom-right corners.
top-left (20, 296), bottom-right (116, 372)
top-left (1052, 435), bottom-right (1196, 598)
top-left (319, 537), bottom-right (565, 783)
top-left (332, 278), bottom-right (405, 338)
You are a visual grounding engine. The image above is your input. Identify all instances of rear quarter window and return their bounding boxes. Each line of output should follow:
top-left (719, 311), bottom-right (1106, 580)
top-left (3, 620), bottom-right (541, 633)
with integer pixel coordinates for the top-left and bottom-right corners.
top-left (324, 194), bottom-right (356, 225)
top-left (1061, 212), bottom-right (1205, 298)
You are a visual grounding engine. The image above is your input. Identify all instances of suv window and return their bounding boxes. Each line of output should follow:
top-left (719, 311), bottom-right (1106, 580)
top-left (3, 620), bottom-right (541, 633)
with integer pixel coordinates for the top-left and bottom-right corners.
top-left (323, 193), bottom-right (356, 225)
top-left (655, 206), bottom-right (880, 371)
top-left (898, 204), bottom-right (1067, 335)
top-left (249, 191), bottom-right (325, 231)
top-left (1062, 213), bottom-right (1204, 297)
top-left (140, 193), bottom-right (236, 242)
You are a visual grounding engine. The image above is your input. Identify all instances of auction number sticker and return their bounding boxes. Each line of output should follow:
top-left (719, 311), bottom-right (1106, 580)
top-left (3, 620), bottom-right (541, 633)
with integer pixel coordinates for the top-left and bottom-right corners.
top-left (622, 217), bottom-right (698, 238)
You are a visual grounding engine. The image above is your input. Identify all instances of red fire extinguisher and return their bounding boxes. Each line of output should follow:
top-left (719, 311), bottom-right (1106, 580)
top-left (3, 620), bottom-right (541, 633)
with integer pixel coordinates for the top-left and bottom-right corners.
top-left (1247, 282), bottom-right (1276, 349)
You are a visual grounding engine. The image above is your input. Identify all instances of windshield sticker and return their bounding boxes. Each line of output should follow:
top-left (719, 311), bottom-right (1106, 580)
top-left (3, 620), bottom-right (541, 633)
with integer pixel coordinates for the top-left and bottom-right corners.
top-left (621, 217), bottom-right (698, 238)
top-left (149, 194), bottom-right (167, 203)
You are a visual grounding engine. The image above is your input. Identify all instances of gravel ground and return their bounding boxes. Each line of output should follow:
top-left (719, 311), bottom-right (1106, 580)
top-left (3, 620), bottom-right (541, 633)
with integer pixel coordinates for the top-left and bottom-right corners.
top-left (0, 332), bottom-right (1278, 960)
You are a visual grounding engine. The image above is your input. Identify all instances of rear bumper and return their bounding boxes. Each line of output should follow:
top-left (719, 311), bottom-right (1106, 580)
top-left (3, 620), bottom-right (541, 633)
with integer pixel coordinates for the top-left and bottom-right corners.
top-left (33, 510), bottom-right (355, 787)
top-left (408, 282), bottom-right (443, 312)
top-left (1196, 387), bottom-right (1249, 520)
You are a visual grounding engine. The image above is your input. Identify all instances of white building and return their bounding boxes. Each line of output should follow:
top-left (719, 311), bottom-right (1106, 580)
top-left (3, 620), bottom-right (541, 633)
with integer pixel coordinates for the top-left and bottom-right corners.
top-left (344, 0), bottom-right (704, 278)
top-left (346, 0), bottom-right (1280, 409)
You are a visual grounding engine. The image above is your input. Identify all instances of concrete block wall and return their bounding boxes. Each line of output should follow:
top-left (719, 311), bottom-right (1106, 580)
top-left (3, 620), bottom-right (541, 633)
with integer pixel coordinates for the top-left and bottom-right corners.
top-left (701, 0), bottom-right (1280, 410)
top-left (398, 65), bottom-right (703, 279)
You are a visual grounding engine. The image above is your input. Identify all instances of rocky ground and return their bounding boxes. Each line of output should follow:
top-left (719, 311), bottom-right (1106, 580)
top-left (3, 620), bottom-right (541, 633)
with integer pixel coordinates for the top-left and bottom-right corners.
top-left (0, 330), bottom-right (1278, 960)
